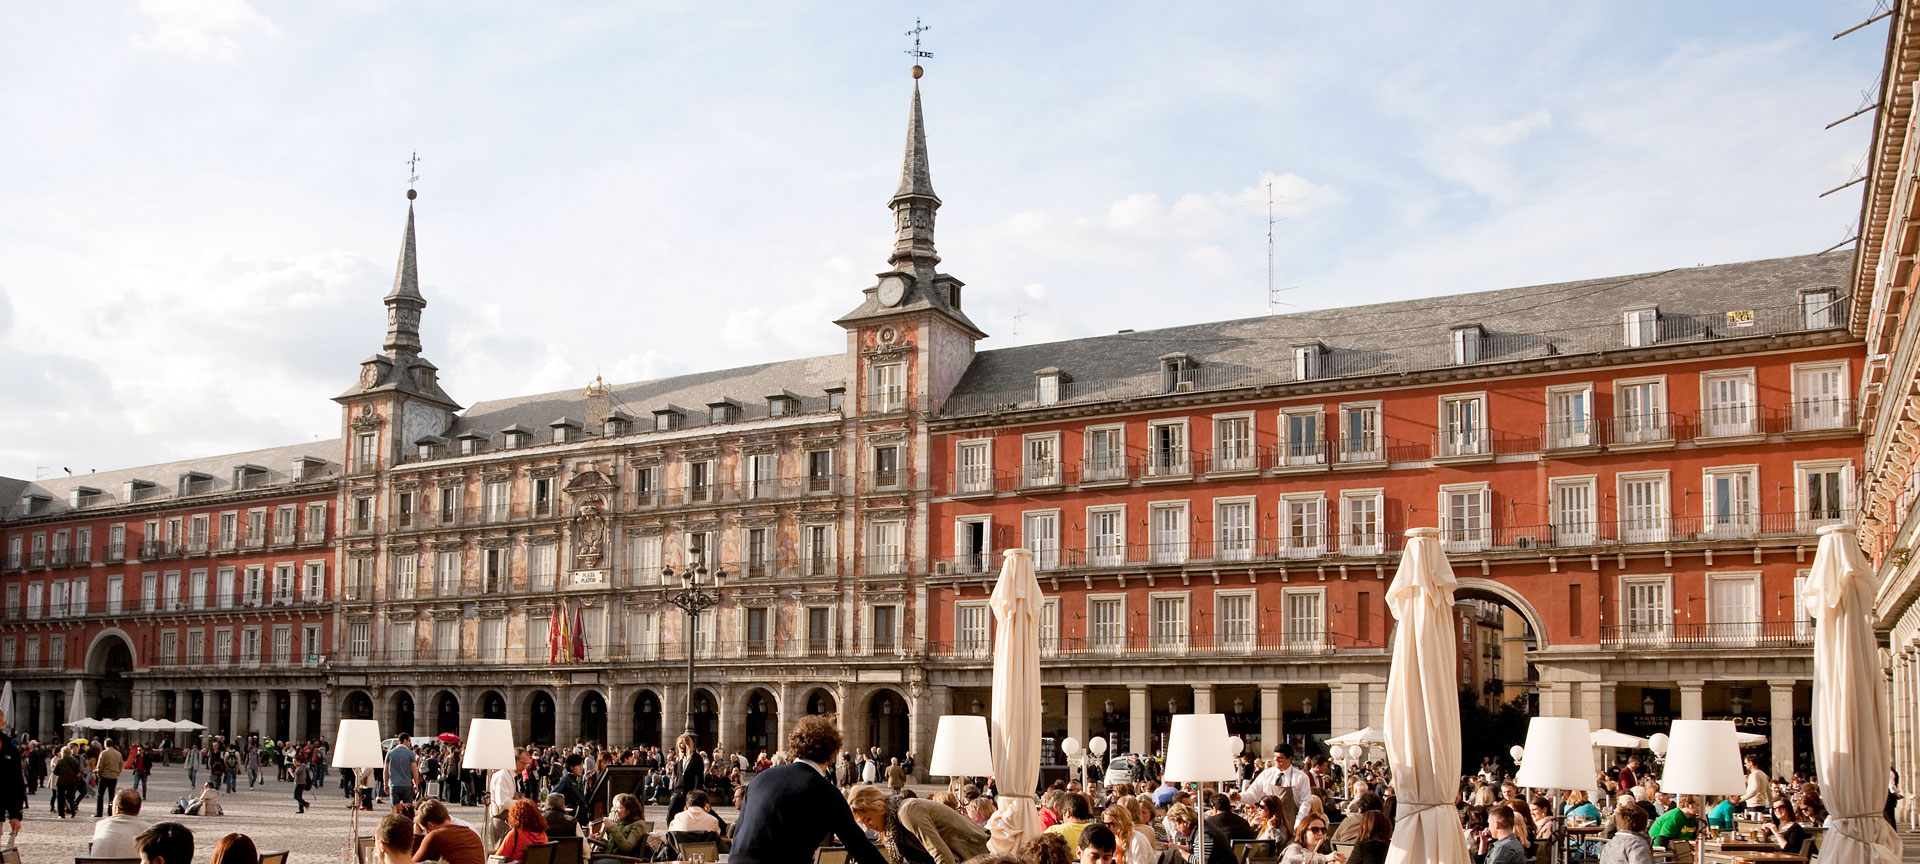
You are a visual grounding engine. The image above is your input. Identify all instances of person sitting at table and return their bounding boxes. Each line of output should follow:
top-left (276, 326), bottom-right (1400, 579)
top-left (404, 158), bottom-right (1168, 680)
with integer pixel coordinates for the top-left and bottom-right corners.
top-left (664, 788), bottom-right (723, 834)
top-left (1346, 811), bottom-right (1392, 864)
top-left (1649, 796), bottom-right (1701, 864)
top-left (587, 793), bottom-right (656, 863)
top-left (1759, 798), bottom-right (1807, 853)
top-left (1564, 790), bottom-right (1602, 825)
top-left (1705, 797), bottom-right (1737, 833)
top-left (1530, 797), bottom-right (1559, 845)
top-left (1599, 802), bottom-right (1653, 864)
top-left (494, 798), bottom-right (549, 863)
top-left (1282, 813), bottom-right (1347, 864)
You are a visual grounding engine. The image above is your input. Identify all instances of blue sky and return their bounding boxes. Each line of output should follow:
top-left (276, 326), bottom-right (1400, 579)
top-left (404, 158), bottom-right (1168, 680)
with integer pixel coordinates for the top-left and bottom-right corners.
top-left (0, 1), bottom-right (1885, 478)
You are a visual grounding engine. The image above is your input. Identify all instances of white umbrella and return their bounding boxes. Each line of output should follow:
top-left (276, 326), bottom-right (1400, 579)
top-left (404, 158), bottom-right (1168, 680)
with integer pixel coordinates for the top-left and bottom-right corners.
top-left (137, 718), bottom-right (177, 732)
top-left (174, 720), bottom-right (207, 731)
top-left (1384, 528), bottom-right (1472, 864)
top-left (0, 681), bottom-right (13, 729)
top-left (67, 679), bottom-right (85, 727)
top-left (62, 718), bottom-right (97, 728)
top-left (106, 718), bottom-right (142, 732)
top-left (983, 548), bottom-right (1043, 854)
top-left (1590, 729), bottom-right (1650, 749)
top-left (1327, 726), bottom-right (1388, 746)
top-left (1801, 525), bottom-right (1901, 864)
top-left (1734, 731), bottom-right (1768, 746)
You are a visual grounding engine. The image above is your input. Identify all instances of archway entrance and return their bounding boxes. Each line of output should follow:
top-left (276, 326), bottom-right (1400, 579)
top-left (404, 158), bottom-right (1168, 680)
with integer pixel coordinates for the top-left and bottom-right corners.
top-left (1453, 578), bottom-right (1544, 712)
top-left (690, 689), bottom-right (718, 752)
top-left (632, 691), bottom-right (662, 748)
top-left (529, 691), bottom-right (556, 746)
top-left (804, 688), bottom-right (837, 717)
top-left (866, 690), bottom-right (908, 760)
top-left (743, 690), bottom-right (776, 756)
top-left (344, 691), bottom-right (374, 720)
top-left (579, 691), bottom-right (606, 745)
top-left (481, 691), bottom-right (507, 720)
top-left (434, 692), bottom-right (460, 735)
top-left (392, 691), bottom-right (416, 736)
top-left (86, 635), bottom-right (136, 718)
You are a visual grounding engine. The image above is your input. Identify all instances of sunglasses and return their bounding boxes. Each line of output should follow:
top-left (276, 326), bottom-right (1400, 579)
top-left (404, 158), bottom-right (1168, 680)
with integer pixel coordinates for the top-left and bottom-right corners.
top-left (1306, 827), bottom-right (1326, 834)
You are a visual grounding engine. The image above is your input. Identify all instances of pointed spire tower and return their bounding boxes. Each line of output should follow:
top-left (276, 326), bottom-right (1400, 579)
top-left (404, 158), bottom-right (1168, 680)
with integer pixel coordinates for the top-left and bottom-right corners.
top-left (889, 69), bottom-right (941, 276)
top-left (383, 189), bottom-right (427, 357)
top-left (337, 188), bottom-right (460, 422)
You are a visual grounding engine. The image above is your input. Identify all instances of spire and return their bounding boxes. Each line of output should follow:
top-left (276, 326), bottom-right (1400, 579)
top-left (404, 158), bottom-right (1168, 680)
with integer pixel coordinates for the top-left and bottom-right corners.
top-left (889, 72), bottom-right (941, 269)
top-left (383, 189), bottom-right (426, 357)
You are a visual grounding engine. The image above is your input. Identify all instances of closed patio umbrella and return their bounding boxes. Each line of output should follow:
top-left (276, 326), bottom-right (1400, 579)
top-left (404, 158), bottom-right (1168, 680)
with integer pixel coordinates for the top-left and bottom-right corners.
top-left (983, 548), bottom-right (1042, 854)
top-left (1384, 528), bottom-right (1472, 864)
top-left (67, 679), bottom-right (86, 728)
top-left (1801, 525), bottom-right (1901, 864)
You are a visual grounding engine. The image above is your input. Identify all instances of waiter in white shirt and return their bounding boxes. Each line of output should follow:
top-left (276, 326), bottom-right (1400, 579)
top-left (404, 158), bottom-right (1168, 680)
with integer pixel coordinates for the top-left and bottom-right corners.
top-left (1244, 743), bottom-right (1311, 816)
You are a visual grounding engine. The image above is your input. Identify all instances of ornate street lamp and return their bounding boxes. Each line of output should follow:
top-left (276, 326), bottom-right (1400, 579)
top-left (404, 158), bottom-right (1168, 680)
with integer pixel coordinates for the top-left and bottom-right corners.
top-left (662, 552), bottom-right (726, 737)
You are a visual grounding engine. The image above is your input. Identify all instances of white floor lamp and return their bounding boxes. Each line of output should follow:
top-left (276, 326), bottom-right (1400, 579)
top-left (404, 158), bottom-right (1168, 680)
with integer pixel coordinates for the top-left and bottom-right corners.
top-left (930, 715), bottom-right (993, 796)
top-left (1515, 717), bottom-right (1594, 864)
top-left (1165, 714), bottom-right (1236, 862)
top-left (333, 719), bottom-right (383, 864)
top-left (464, 718), bottom-right (517, 850)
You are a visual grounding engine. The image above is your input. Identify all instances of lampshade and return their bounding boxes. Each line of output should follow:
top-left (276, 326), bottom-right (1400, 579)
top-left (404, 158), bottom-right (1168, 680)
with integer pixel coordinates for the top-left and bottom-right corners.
top-left (1659, 720), bottom-right (1744, 796)
top-left (1061, 737), bottom-right (1082, 757)
top-left (1088, 736), bottom-right (1107, 757)
top-left (929, 714), bottom-right (993, 778)
top-left (1163, 713), bottom-right (1236, 782)
top-left (331, 719), bottom-right (383, 769)
top-left (1513, 717), bottom-right (1593, 791)
top-left (462, 718), bottom-right (517, 771)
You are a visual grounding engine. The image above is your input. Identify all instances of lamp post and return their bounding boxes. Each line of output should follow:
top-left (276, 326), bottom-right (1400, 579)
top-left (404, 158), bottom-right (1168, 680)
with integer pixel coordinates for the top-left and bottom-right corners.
top-left (662, 553), bottom-right (726, 738)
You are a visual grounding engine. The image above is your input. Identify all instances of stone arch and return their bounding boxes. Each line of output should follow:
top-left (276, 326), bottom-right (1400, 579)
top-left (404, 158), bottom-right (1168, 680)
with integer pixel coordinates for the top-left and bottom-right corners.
top-left (478, 690), bottom-right (508, 720)
top-left (689, 686), bottom-right (720, 752)
top-left (389, 689), bottom-right (417, 736)
top-left (1455, 577), bottom-right (1549, 650)
top-left (343, 690), bottom-right (375, 721)
top-left (862, 686), bottom-right (910, 760)
top-left (522, 688), bottom-right (558, 746)
top-left (800, 686), bottom-right (840, 717)
top-left (740, 687), bottom-right (779, 757)
top-left (430, 690), bottom-right (461, 736)
top-left (84, 629), bottom-right (137, 718)
top-left (578, 689), bottom-right (608, 746)
top-left (630, 689), bottom-right (663, 748)
top-left (85, 629), bottom-right (138, 674)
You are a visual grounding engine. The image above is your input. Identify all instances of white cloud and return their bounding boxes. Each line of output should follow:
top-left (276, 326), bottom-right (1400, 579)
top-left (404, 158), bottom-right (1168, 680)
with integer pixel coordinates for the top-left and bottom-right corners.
top-left (129, 0), bottom-right (280, 62)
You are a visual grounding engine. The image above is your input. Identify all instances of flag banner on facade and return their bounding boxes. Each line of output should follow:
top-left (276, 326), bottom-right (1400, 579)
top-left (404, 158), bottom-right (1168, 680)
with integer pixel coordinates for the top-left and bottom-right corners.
top-left (569, 601), bottom-right (586, 661)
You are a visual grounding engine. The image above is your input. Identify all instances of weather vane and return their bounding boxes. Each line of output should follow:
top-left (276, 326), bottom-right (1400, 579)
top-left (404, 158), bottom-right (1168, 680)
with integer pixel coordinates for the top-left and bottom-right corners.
top-left (905, 17), bottom-right (932, 78)
top-left (407, 151), bottom-right (422, 195)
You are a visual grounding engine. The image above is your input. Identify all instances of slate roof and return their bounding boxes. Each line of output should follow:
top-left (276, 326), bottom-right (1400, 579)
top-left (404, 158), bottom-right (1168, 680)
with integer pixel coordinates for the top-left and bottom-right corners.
top-left (939, 251), bottom-right (1853, 416)
top-left (0, 440), bottom-right (342, 522)
top-left (440, 354), bottom-right (849, 444)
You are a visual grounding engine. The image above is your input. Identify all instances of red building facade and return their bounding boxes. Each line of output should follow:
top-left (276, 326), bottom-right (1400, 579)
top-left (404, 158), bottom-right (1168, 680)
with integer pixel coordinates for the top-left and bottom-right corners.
top-left (0, 442), bottom-right (339, 743)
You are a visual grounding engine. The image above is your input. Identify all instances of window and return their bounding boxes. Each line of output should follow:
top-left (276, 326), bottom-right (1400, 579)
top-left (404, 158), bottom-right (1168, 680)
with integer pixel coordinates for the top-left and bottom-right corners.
top-left (1450, 325), bottom-right (1483, 364)
top-left (1791, 362), bottom-right (1848, 431)
top-left (827, 389), bottom-right (844, 412)
top-left (684, 530), bottom-right (716, 567)
top-left (1440, 483), bottom-right (1491, 551)
top-left (356, 432), bottom-right (378, 471)
top-left (1623, 306), bottom-right (1658, 348)
top-left (870, 604), bottom-right (898, 652)
top-left (956, 602), bottom-right (990, 657)
top-left (1293, 343), bottom-right (1324, 379)
top-left (2, 585), bottom-right (14, 618)
top-left (1161, 354), bottom-right (1194, 392)
top-left (159, 631), bottom-right (177, 665)
top-left (345, 557), bottom-right (373, 601)
top-left (768, 396), bottom-right (790, 417)
top-left (274, 626), bottom-right (291, 665)
top-left (270, 564), bottom-right (291, 605)
top-left (1801, 289), bottom-right (1842, 329)
top-left (1701, 370), bottom-right (1757, 438)
top-left (808, 450), bottom-right (834, 492)
top-left (533, 477), bottom-right (554, 515)
top-left (106, 575), bottom-right (123, 614)
top-left (186, 629), bottom-right (205, 663)
top-left (29, 534), bottom-right (44, 567)
top-left (218, 513), bottom-right (237, 550)
top-left (1147, 420), bottom-right (1188, 477)
top-left (484, 481), bottom-right (510, 522)
top-left (74, 527), bottom-right (90, 563)
top-left (303, 562), bottom-right (325, 602)
top-left (5, 537), bottom-right (18, 570)
top-left (1214, 414), bottom-right (1256, 472)
top-left (483, 548), bottom-right (505, 593)
top-left (48, 582), bottom-right (67, 618)
top-left (631, 465), bottom-right (657, 505)
top-left (243, 565), bottom-right (263, 606)
top-left (1280, 408), bottom-right (1322, 466)
top-left (193, 569), bottom-right (211, 610)
top-left (1149, 502), bottom-right (1188, 564)
top-left (345, 622), bottom-right (372, 661)
top-left (391, 555), bottom-right (417, 600)
top-left (805, 524), bottom-right (834, 576)
top-left (1621, 576), bottom-right (1671, 645)
top-left (748, 453), bottom-right (778, 499)
top-left (1088, 506), bottom-right (1125, 567)
top-left (1036, 370), bottom-right (1064, 405)
top-left (955, 516), bottom-right (990, 575)
top-left (1546, 385), bottom-right (1593, 449)
top-left (1150, 594), bottom-right (1189, 651)
top-left (480, 617), bottom-right (505, 660)
top-left (1023, 511), bottom-right (1060, 570)
top-left (1707, 573), bottom-right (1761, 645)
top-left (1215, 499), bottom-right (1254, 562)
top-left (437, 487), bottom-right (460, 524)
top-left (303, 624), bottom-right (322, 663)
top-left (275, 506), bottom-right (295, 542)
top-left (1614, 378), bottom-right (1668, 444)
top-left (246, 510), bottom-right (266, 546)
top-left (165, 518), bottom-right (182, 552)
top-left (142, 573), bottom-right (158, 611)
top-left (1084, 425), bottom-right (1126, 483)
top-left (431, 617), bottom-right (457, 661)
top-left (1283, 589), bottom-right (1325, 649)
top-left (956, 440), bottom-right (992, 494)
top-left (1439, 395), bottom-right (1485, 457)
top-left (868, 521), bottom-right (904, 574)
top-left (745, 606), bottom-right (769, 653)
top-left (529, 544), bottom-right (556, 590)
top-left (1342, 489), bottom-right (1383, 555)
top-left (1040, 597), bottom-right (1060, 655)
top-left (1618, 471), bottom-right (1670, 543)
top-left (241, 627), bottom-right (261, 665)
top-left (1703, 466), bottom-right (1758, 537)
top-left (653, 410), bottom-right (681, 432)
top-left (1023, 433), bottom-right (1060, 487)
top-left (745, 528), bottom-right (771, 576)
top-left (871, 446), bottom-right (900, 488)
top-left (872, 362), bottom-right (905, 412)
top-left (109, 524), bottom-right (125, 561)
top-left (807, 607), bottom-right (832, 654)
top-left (214, 629), bottom-right (233, 665)
top-left (1282, 494), bottom-right (1324, 557)
top-left (1794, 571), bottom-right (1813, 639)
top-left (1088, 596), bottom-right (1124, 653)
top-left (1797, 461), bottom-right (1850, 527)
top-left (629, 610), bottom-right (659, 660)
top-left (1216, 592), bottom-right (1254, 651)
top-left (435, 550), bottom-right (462, 595)
top-left (22, 638), bottom-right (36, 669)
top-left (1550, 477), bottom-right (1597, 546)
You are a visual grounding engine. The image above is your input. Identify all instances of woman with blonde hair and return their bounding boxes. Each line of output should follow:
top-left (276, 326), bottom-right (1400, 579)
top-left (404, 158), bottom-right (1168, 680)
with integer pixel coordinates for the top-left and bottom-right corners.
top-left (666, 733), bottom-right (703, 824)
top-left (1101, 802), bottom-right (1155, 863)
top-left (847, 783), bottom-right (991, 864)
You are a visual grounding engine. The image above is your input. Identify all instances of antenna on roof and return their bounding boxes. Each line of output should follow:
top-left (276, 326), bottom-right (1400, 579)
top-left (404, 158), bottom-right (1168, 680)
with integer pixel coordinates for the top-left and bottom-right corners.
top-left (1011, 308), bottom-right (1029, 344)
top-left (1265, 180), bottom-right (1298, 314)
top-left (1835, 1), bottom-right (1893, 39)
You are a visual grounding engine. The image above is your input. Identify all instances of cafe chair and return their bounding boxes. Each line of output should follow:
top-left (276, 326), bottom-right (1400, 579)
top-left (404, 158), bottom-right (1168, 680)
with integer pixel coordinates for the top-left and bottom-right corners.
top-left (813, 848), bottom-right (850, 864)
top-left (1232, 839), bottom-right (1279, 864)
top-left (259, 852), bottom-right (290, 864)
top-left (520, 841), bottom-right (559, 864)
top-left (659, 831), bottom-right (720, 862)
top-left (549, 835), bottom-right (584, 864)
top-left (1, 848), bottom-right (18, 864)
top-left (356, 836), bottom-right (374, 864)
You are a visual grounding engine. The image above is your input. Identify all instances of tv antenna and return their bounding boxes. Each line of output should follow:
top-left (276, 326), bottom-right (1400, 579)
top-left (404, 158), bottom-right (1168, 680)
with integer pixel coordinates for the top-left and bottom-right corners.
top-left (1266, 180), bottom-right (1298, 314)
top-left (1012, 308), bottom-right (1029, 343)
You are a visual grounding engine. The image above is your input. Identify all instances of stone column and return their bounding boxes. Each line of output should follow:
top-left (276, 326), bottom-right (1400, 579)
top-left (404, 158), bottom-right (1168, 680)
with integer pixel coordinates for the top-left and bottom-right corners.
top-left (1766, 680), bottom-right (1797, 778)
top-left (201, 688), bottom-right (217, 728)
top-left (1331, 683), bottom-right (1362, 735)
top-left (776, 683), bottom-right (799, 755)
top-left (1679, 681), bottom-right (1705, 720)
top-left (1259, 684), bottom-right (1281, 754)
top-left (660, 684), bottom-right (685, 745)
top-left (1066, 685), bottom-right (1088, 747)
top-left (175, 689), bottom-right (191, 721)
top-left (256, 688), bottom-right (274, 737)
top-left (1128, 686), bottom-right (1149, 756)
top-left (1595, 681), bottom-right (1619, 770)
top-left (319, 690), bottom-right (339, 742)
top-left (606, 684), bottom-right (630, 748)
top-left (907, 685), bottom-right (933, 771)
top-left (1191, 684), bottom-right (1213, 717)
top-left (711, 684), bottom-right (733, 757)
top-left (1541, 681), bottom-right (1573, 718)
top-left (553, 685), bottom-right (578, 746)
top-left (230, 689), bottom-right (247, 739)
top-left (291, 690), bottom-right (309, 743)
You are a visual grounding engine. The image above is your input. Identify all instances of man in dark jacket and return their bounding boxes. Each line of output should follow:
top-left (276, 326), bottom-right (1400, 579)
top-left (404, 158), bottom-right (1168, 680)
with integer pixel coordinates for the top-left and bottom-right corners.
top-left (728, 716), bottom-right (884, 864)
top-left (551, 754), bottom-right (586, 814)
top-left (541, 793), bottom-right (577, 838)
top-left (1205, 791), bottom-right (1256, 841)
top-left (0, 715), bottom-right (25, 847)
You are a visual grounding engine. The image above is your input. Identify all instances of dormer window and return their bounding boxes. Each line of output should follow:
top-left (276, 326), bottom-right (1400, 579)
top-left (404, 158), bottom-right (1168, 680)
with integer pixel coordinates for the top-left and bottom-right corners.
top-left (604, 414), bottom-right (632, 436)
top-left (1449, 325), bottom-right (1484, 365)
top-left (232, 465), bottom-right (269, 490)
top-left (708, 400), bottom-right (739, 425)
top-left (69, 487), bottom-right (101, 508)
top-left (294, 456), bottom-right (327, 481)
top-left (1160, 353), bottom-right (1194, 393)
top-left (177, 472), bottom-right (214, 497)
top-left (550, 419), bottom-right (581, 444)
top-left (455, 431), bottom-right (486, 455)
top-left (20, 494), bottom-right (50, 516)
top-left (1623, 306), bottom-right (1658, 348)
top-left (1034, 368), bottom-right (1070, 406)
top-left (826, 388), bottom-right (845, 412)
top-left (767, 393), bottom-right (798, 418)
top-left (1293, 342), bottom-right (1327, 380)
top-left (1800, 289), bottom-right (1842, 329)
top-left (124, 479), bottom-right (156, 501)
top-left (653, 408), bottom-right (684, 432)
top-left (415, 363), bottom-right (437, 389)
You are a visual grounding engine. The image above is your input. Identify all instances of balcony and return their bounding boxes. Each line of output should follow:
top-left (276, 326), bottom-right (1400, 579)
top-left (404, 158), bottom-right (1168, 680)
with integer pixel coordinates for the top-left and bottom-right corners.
top-left (1020, 461), bottom-right (1064, 490)
top-left (1541, 420), bottom-right (1597, 452)
top-left (928, 630), bottom-right (1349, 661)
top-left (0, 589), bottom-right (330, 623)
top-left (863, 554), bottom-right (910, 576)
top-left (1605, 412), bottom-right (1677, 447)
top-left (1784, 398), bottom-right (1855, 434)
top-left (1198, 446), bottom-right (1263, 475)
top-left (4, 553), bottom-right (19, 571)
top-left (105, 543), bottom-right (123, 563)
top-left (1695, 405), bottom-right (1764, 440)
top-left (49, 548), bottom-right (68, 567)
top-left (1076, 456), bottom-right (1132, 486)
top-left (1142, 448), bottom-right (1194, 481)
top-left (1598, 620), bottom-right (1811, 649)
top-left (950, 466), bottom-right (997, 497)
top-left (1433, 431), bottom-right (1492, 460)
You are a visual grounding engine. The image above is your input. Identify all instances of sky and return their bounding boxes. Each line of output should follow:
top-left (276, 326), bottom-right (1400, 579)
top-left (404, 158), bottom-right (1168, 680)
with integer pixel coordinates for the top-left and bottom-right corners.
top-left (0, 1), bottom-right (1889, 480)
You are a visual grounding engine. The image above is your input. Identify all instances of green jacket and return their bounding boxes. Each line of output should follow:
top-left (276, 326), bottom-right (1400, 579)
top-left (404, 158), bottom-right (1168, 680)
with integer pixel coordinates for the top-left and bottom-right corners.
top-left (1649, 808), bottom-right (1697, 848)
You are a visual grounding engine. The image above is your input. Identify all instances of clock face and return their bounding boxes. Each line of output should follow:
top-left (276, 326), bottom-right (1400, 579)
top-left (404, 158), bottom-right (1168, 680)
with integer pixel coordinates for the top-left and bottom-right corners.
top-left (877, 274), bottom-right (909, 307)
